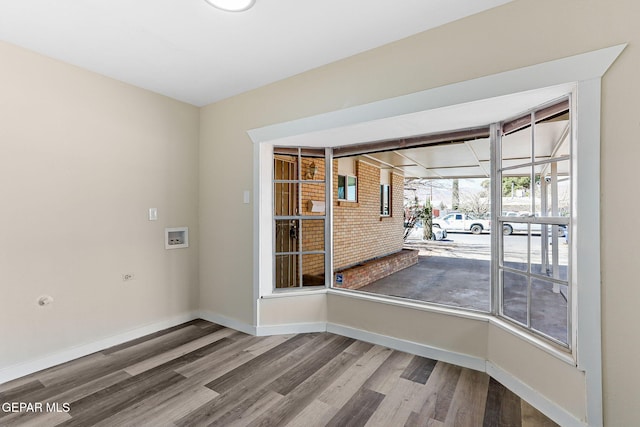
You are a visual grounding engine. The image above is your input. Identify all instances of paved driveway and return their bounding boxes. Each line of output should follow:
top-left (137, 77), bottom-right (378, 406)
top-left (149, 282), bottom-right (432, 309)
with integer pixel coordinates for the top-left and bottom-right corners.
top-left (357, 237), bottom-right (568, 344)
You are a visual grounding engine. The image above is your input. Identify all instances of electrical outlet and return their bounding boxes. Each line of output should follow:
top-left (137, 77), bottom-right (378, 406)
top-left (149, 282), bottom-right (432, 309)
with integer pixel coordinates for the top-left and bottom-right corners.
top-left (37, 295), bottom-right (54, 306)
top-left (122, 273), bottom-right (135, 281)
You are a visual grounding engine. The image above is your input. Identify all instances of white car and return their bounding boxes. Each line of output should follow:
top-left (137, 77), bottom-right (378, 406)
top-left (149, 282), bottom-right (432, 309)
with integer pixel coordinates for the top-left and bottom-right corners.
top-left (433, 212), bottom-right (491, 235)
top-left (406, 221), bottom-right (447, 241)
top-left (502, 221), bottom-right (567, 236)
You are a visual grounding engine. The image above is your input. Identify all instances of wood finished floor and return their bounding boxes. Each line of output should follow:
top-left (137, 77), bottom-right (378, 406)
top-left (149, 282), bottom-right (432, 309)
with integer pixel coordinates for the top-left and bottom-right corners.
top-left (0, 320), bottom-right (559, 427)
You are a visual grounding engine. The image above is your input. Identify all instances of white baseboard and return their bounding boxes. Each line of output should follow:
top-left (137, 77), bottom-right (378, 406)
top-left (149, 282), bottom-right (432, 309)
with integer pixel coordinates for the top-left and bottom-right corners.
top-left (0, 311), bottom-right (199, 386)
top-left (0, 312), bottom-right (589, 427)
top-left (256, 322), bottom-right (326, 336)
top-left (197, 310), bottom-right (256, 335)
top-left (328, 323), bottom-right (585, 425)
top-left (486, 361), bottom-right (587, 427)
top-left (326, 322), bottom-right (486, 372)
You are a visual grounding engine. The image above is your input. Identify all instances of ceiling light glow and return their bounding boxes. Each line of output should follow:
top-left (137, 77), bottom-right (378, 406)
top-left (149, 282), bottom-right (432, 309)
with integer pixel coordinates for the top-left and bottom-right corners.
top-left (204, 0), bottom-right (255, 12)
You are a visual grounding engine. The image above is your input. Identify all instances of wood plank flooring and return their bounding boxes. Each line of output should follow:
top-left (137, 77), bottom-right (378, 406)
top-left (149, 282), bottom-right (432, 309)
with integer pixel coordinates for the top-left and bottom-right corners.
top-left (0, 320), bottom-right (559, 426)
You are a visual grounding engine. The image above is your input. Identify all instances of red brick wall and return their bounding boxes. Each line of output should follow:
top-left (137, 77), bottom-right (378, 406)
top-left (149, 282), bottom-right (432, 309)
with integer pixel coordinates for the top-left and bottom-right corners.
top-left (333, 160), bottom-right (404, 271)
top-left (301, 157), bottom-right (326, 277)
top-left (334, 249), bottom-right (418, 290)
top-left (295, 157), bottom-right (405, 279)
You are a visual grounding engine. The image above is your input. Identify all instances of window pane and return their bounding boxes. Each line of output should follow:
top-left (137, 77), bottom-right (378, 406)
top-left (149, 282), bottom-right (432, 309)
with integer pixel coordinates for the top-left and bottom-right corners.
top-left (530, 224), bottom-right (569, 282)
top-left (301, 183), bottom-right (325, 216)
top-left (501, 174), bottom-right (532, 215)
top-left (502, 124), bottom-right (532, 168)
top-left (338, 175), bottom-right (346, 199)
top-left (531, 278), bottom-right (568, 344)
top-left (274, 154), bottom-right (298, 180)
top-left (275, 254), bottom-right (298, 288)
top-left (380, 184), bottom-right (390, 215)
top-left (347, 176), bottom-right (357, 201)
top-left (535, 160), bottom-right (571, 217)
top-left (275, 220), bottom-right (299, 253)
top-left (301, 156), bottom-right (325, 181)
top-left (502, 230), bottom-right (528, 272)
top-left (301, 220), bottom-right (325, 252)
top-left (274, 182), bottom-right (298, 216)
top-left (533, 114), bottom-right (570, 163)
top-left (502, 270), bottom-right (528, 326)
top-left (302, 254), bottom-right (325, 286)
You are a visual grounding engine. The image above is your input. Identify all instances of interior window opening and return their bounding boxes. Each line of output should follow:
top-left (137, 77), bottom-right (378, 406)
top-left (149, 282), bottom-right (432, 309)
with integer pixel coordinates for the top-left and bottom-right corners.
top-left (332, 137), bottom-right (493, 313)
top-left (273, 147), bottom-right (327, 289)
top-left (271, 97), bottom-right (573, 349)
top-left (498, 100), bottom-right (571, 347)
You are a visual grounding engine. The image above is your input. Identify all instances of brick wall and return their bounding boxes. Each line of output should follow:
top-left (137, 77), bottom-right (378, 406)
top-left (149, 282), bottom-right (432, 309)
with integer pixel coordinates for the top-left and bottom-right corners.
top-left (334, 249), bottom-right (418, 290)
top-left (333, 159), bottom-right (404, 271)
top-left (301, 157), bottom-right (326, 277)
top-left (296, 157), bottom-right (405, 281)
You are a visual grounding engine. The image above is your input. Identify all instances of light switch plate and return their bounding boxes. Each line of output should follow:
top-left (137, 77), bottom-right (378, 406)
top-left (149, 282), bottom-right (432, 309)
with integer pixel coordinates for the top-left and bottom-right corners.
top-left (149, 208), bottom-right (158, 221)
top-left (243, 190), bottom-right (250, 204)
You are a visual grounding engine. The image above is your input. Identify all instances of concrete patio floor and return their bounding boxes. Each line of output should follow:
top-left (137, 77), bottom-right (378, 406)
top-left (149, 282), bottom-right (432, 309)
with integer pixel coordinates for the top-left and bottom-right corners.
top-left (357, 238), bottom-right (568, 344)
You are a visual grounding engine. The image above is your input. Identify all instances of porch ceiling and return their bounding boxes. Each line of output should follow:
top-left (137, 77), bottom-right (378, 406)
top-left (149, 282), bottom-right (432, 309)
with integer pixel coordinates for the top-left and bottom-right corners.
top-left (360, 118), bottom-right (570, 179)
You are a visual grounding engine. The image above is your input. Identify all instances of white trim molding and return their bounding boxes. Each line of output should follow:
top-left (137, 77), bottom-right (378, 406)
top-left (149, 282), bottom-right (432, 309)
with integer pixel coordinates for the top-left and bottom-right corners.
top-left (256, 322), bottom-right (327, 336)
top-left (487, 361), bottom-right (587, 427)
top-left (0, 312), bottom-right (199, 385)
top-left (247, 45), bottom-right (626, 146)
top-left (327, 322), bottom-right (486, 372)
top-left (198, 310), bottom-right (257, 336)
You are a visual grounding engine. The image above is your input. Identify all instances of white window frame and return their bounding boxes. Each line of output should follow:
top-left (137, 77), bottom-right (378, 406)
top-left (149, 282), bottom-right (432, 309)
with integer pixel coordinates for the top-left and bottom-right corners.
top-left (492, 98), bottom-right (573, 349)
top-left (380, 183), bottom-right (391, 216)
top-left (250, 45), bottom-right (627, 426)
top-left (272, 147), bottom-right (330, 291)
top-left (337, 174), bottom-right (357, 201)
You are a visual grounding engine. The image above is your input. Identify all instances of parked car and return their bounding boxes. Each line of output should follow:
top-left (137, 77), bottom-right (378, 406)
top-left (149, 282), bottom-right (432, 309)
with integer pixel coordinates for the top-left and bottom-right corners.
top-left (405, 220), bottom-right (448, 241)
top-left (431, 226), bottom-right (447, 241)
top-left (502, 221), bottom-right (567, 236)
top-left (433, 213), bottom-right (491, 234)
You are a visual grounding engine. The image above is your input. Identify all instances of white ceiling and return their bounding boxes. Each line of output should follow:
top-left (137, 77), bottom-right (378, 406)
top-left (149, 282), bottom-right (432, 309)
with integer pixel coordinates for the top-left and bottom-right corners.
top-left (0, 0), bottom-right (513, 106)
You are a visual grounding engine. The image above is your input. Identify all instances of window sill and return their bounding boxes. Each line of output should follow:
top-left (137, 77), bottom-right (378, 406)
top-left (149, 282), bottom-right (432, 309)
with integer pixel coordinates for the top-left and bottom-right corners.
top-left (262, 287), bottom-right (328, 299)
top-left (489, 317), bottom-right (576, 366)
top-left (338, 200), bottom-right (359, 207)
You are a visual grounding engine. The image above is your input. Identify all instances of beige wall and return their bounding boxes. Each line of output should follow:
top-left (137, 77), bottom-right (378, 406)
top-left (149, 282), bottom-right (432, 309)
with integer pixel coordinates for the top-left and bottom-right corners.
top-left (259, 294), bottom-right (327, 328)
top-left (199, 1), bottom-right (640, 424)
top-left (327, 295), bottom-right (489, 360)
top-left (1, 0), bottom-right (638, 424)
top-left (487, 324), bottom-right (587, 420)
top-left (0, 41), bottom-right (200, 370)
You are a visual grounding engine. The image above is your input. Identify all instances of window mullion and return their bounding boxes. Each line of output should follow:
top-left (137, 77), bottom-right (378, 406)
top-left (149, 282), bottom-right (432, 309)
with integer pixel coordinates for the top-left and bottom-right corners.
top-left (325, 147), bottom-right (333, 288)
top-left (490, 123), bottom-right (501, 316)
top-left (297, 149), bottom-right (303, 287)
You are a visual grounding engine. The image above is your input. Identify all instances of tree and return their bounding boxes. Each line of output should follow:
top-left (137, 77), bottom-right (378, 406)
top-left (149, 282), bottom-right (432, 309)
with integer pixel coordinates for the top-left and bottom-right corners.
top-left (459, 192), bottom-right (490, 217)
top-left (480, 179), bottom-right (490, 197)
top-left (421, 199), bottom-right (433, 240)
top-left (502, 176), bottom-right (530, 197)
top-left (402, 196), bottom-right (434, 240)
top-left (452, 179), bottom-right (460, 210)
